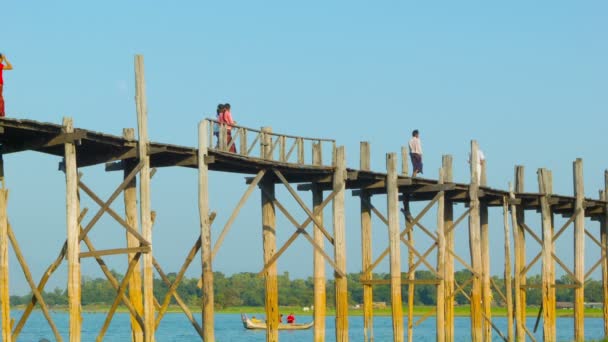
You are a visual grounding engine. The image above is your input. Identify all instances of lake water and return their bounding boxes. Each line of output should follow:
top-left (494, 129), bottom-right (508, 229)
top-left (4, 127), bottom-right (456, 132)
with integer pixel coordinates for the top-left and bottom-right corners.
top-left (6, 310), bottom-right (607, 341)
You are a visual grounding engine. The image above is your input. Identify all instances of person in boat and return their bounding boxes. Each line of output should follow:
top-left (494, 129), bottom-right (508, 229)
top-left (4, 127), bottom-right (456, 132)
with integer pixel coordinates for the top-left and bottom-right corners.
top-left (250, 316), bottom-right (262, 323)
top-left (287, 313), bottom-right (295, 324)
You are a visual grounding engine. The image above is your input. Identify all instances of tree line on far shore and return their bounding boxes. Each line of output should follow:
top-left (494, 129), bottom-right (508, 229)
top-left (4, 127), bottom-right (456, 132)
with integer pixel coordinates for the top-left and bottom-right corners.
top-left (10, 270), bottom-right (605, 308)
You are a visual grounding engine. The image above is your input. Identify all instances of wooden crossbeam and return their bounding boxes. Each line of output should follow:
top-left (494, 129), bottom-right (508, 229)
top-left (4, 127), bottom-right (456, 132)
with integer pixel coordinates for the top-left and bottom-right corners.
top-left (359, 195), bottom-right (388, 225)
top-left (521, 222), bottom-right (542, 245)
top-left (359, 279), bottom-right (440, 286)
top-left (414, 308), bottom-right (436, 328)
top-left (407, 243), bottom-right (438, 277)
top-left (79, 246), bottom-right (150, 258)
top-left (490, 278), bottom-right (507, 304)
top-left (446, 245), bottom-right (479, 277)
top-left (445, 208), bottom-right (471, 236)
top-left (404, 211), bottom-right (438, 242)
top-left (1, 131), bottom-right (87, 154)
top-left (400, 238), bottom-right (440, 278)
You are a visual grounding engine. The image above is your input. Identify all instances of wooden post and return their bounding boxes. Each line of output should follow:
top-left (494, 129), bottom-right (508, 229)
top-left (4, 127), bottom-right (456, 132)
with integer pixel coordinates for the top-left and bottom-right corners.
top-left (135, 55), bottom-right (155, 342)
top-left (513, 166), bottom-right (527, 341)
top-left (123, 129), bottom-right (144, 342)
top-left (312, 142), bottom-right (326, 342)
top-left (360, 142), bottom-right (373, 342)
top-left (504, 187), bottom-right (514, 342)
top-left (387, 153), bottom-right (404, 342)
top-left (199, 120), bottom-right (215, 341)
top-left (442, 155), bottom-right (454, 342)
top-left (538, 168), bottom-right (555, 341)
top-left (436, 167), bottom-right (446, 342)
top-left (602, 172), bottom-right (608, 338)
top-left (401, 146), bottom-right (409, 177)
top-left (573, 159), bottom-right (585, 341)
top-left (468, 140), bottom-right (483, 342)
top-left (405, 198), bottom-right (414, 342)
top-left (480, 161), bottom-right (491, 341)
top-left (0, 156), bottom-right (10, 342)
top-left (261, 126), bottom-right (279, 342)
top-left (64, 117), bottom-right (81, 342)
top-left (333, 146), bottom-right (349, 342)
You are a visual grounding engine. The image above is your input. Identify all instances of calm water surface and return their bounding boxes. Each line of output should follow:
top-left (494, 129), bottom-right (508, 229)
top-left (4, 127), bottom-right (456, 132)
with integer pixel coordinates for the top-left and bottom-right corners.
top-left (7, 310), bottom-right (606, 341)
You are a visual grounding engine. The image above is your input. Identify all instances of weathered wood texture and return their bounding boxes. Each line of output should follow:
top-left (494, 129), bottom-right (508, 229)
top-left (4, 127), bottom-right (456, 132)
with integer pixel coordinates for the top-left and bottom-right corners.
top-left (573, 159), bottom-right (585, 341)
top-left (539, 168), bottom-right (556, 341)
top-left (513, 166), bottom-right (527, 341)
top-left (199, 120), bottom-right (215, 341)
top-left (436, 168), bottom-right (446, 342)
top-left (504, 189), bottom-right (514, 342)
top-left (0, 187), bottom-right (10, 342)
top-left (64, 117), bottom-right (81, 342)
top-left (313, 142), bottom-right (326, 342)
top-left (333, 146), bottom-right (349, 342)
top-left (468, 141), bottom-right (483, 342)
top-left (480, 161), bottom-right (491, 341)
top-left (602, 172), bottom-right (608, 338)
top-left (135, 55), bottom-right (155, 342)
top-left (386, 153), bottom-right (404, 342)
top-left (360, 142), bottom-right (373, 342)
top-left (442, 155), bottom-right (455, 342)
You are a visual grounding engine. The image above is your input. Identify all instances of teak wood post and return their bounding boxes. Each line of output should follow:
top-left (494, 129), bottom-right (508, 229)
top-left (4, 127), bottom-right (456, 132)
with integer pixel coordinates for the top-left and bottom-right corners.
top-left (442, 155), bottom-right (455, 342)
top-left (333, 146), bottom-right (349, 342)
top-left (360, 142), bottom-right (373, 342)
top-left (261, 126), bottom-right (279, 342)
top-left (123, 128), bottom-right (144, 342)
top-left (436, 168), bottom-right (446, 342)
top-left (573, 159), bottom-right (585, 341)
top-left (405, 199), bottom-right (414, 342)
top-left (312, 142), bottom-right (326, 342)
top-left (538, 168), bottom-right (556, 341)
top-left (199, 120), bottom-right (215, 341)
top-left (479, 161), bottom-right (491, 341)
top-left (135, 55), bottom-right (155, 342)
top-left (513, 166), bottom-right (527, 341)
top-left (0, 156), bottom-right (10, 342)
top-left (468, 140), bottom-right (483, 342)
top-left (504, 187), bottom-right (514, 342)
top-left (386, 153), bottom-right (404, 342)
top-left (64, 117), bottom-right (81, 342)
top-left (401, 146), bottom-right (409, 176)
top-left (602, 171), bottom-right (608, 338)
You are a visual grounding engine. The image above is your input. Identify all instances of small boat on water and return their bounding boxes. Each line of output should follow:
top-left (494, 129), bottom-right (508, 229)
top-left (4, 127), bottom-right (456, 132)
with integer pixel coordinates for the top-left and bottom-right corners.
top-left (241, 314), bottom-right (313, 330)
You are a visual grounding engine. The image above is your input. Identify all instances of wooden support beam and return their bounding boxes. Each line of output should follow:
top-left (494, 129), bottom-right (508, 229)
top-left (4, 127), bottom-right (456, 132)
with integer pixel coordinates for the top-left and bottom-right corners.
top-left (405, 199), bottom-right (415, 342)
top-left (0, 130), bottom-right (87, 154)
top-left (442, 155), bottom-right (455, 342)
top-left (468, 141), bottom-right (483, 342)
top-left (602, 176), bottom-right (608, 338)
top-left (80, 246), bottom-right (150, 258)
top-left (313, 142), bottom-right (326, 342)
top-left (573, 159), bottom-right (585, 341)
top-left (333, 146), bottom-right (349, 341)
top-left (135, 55), bottom-right (155, 342)
top-left (513, 166), bottom-right (527, 341)
top-left (480, 161), bottom-right (491, 341)
top-left (360, 279), bottom-right (440, 286)
top-left (401, 146), bottom-right (409, 176)
top-left (0, 187), bottom-right (10, 342)
top-left (64, 117), bottom-right (81, 342)
top-left (360, 142), bottom-right (373, 342)
top-left (436, 167), bottom-right (446, 342)
top-left (386, 153), bottom-right (404, 342)
top-left (539, 168), bottom-right (556, 341)
top-left (504, 192), bottom-right (514, 342)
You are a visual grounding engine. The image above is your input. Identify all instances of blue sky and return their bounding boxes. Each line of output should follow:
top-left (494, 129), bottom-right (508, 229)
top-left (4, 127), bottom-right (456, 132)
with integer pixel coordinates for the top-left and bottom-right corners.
top-left (2, 1), bottom-right (607, 295)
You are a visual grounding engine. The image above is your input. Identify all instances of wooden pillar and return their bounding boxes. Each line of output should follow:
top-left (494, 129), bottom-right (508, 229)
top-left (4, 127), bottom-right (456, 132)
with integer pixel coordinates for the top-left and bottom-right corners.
top-left (0, 155), bottom-right (10, 342)
top-left (480, 161), bottom-right (491, 341)
top-left (468, 140), bottom-right (483, 342)
top-left (573, 159), bottom-right (585, 341)
top-left (513, 166), bottom-right (527, 341)
top-left (406, 210), bottom-right (414, 342)
top-left (538, 168), bottom-right (556, 341)
top-left (199, 120), bottom-right (215, 341)
top-left (135, 55), bottom-right (155, 342)
top-left (261, 126), bottom-right (279, 342)
top-left (602, 172), bottom-right (608, 338)
top-left (360, 142), bottom-right (373, 342)
top-left (123, 129), bottom-right (144, 342)
top-left (401, 146), bottom-right (409, 177)
top-left (436, 168), bottom-right (446, 342)
top-left (442, 155), bottom-right (454, 342)
top-left (64, 117), bottom-right (81, 342)
top-left (387, 153), bottom-right (404, 342)
top-left (504, 188), bottom-right (514, 342)
top-left (312, 142), bottom-right (326, 342)
top-left (333, 146), bottom-right (348, 342)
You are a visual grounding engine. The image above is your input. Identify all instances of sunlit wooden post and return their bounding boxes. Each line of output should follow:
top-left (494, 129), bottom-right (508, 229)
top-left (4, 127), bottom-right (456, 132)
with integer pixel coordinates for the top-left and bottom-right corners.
top-left (480, 158), bottom-right (491, 341)
top-left (333, 146), bottom-right (349, 342)
top-left (135, 55), bottom-right (155, 342)
top-left (513, 166), bottom-right (527, 341)
top-left (360, 142), bottom-right (373, 342)
top-left (123, 128), bottom-right (144, 342)
top-left (573, 159), bottom-right (585, 341)
top-left (199, 120), bottom-right (215, 341)
top-left (468, 140), bottom-right (482, 342)
top-left (0, 155), bottom-right (10, 342)
top-left (442, 155), bottom-right (454, 342)
top-left (602, 171), bottom-right (608, 338)
top-left (504, 186), bottom-right (514, 342)
top-left (261, 127), bottom-right (279, 342)
top-left (387, 152), bottom-right (404, 342)
top-left (538, 168), bottom-right (555, 341)
top-left (436, 167), bottom-right (446, 342)
top-left (312, 142), bottom-right (326, 342)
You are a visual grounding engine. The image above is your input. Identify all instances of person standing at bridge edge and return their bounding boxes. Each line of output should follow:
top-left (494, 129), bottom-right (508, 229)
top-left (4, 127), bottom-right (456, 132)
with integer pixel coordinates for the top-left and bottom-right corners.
top-left (220, 103), bottom-right (237, 153)
top-left (0, 53), bottom-right (14, 117)
top-left (409, 129), bottom-right (423, 177)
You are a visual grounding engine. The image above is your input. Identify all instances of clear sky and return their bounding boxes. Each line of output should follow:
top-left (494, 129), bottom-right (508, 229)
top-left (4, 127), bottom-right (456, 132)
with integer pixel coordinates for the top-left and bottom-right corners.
top-left (2, 1), bottom-right (607, 295)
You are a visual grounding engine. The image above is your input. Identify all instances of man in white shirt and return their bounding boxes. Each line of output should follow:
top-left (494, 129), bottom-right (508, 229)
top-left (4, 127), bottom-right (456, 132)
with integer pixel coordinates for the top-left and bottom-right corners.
top-left (408, 129), bottom-right (423, 177)
top-left (468, 149), bottom-right (486, 183)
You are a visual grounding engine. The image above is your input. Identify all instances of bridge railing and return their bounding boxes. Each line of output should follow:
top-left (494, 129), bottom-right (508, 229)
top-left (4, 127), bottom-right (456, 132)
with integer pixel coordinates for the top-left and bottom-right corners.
top-left (205, 118), bottom-right (336, 167)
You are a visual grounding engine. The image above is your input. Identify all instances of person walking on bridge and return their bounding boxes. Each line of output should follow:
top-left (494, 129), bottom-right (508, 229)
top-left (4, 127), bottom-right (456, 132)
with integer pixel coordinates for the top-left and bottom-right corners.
top-left (408, 129), bottom-right (423, 177)
top-left (0, 53), bottom-right (14, 117)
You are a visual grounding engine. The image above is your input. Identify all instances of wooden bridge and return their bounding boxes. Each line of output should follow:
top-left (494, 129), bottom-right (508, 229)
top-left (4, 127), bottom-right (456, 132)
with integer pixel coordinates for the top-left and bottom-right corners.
top-left (0, 55), bottom-right (607, 342)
